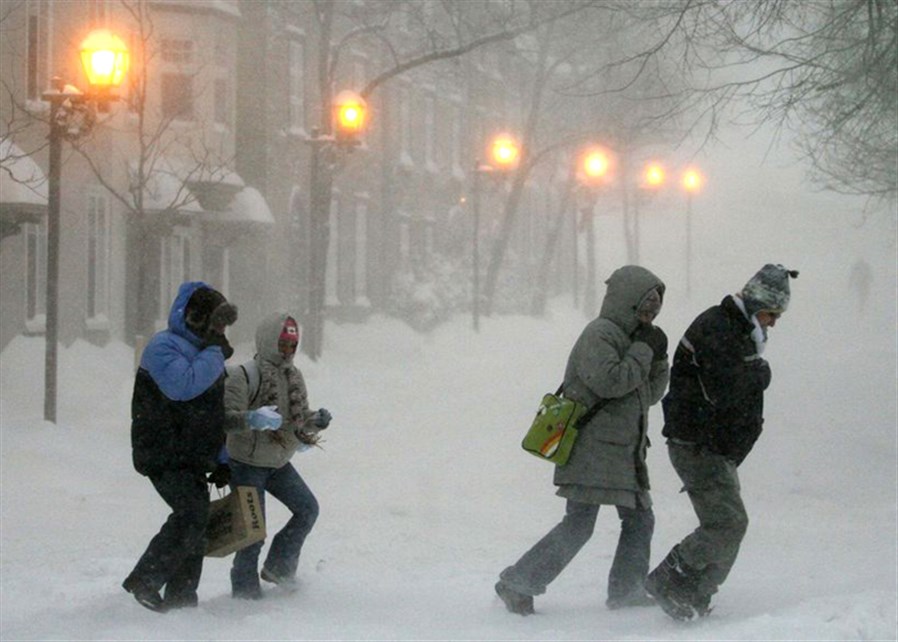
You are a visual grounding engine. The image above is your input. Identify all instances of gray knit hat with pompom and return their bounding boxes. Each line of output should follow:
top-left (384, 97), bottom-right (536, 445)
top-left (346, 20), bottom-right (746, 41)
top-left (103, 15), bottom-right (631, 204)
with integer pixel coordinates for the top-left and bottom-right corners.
top-left (741, 264), bottom-right (800, 316)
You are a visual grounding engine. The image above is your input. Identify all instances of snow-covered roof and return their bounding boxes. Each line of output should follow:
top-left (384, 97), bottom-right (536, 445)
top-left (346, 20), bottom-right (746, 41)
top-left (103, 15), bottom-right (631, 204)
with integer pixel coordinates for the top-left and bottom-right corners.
top-left (0, 139), bottom-right (48, 207)
top-left (202, 186), bottom-right (275, 225)
top-left (128, 160), bottom-right (203, 213)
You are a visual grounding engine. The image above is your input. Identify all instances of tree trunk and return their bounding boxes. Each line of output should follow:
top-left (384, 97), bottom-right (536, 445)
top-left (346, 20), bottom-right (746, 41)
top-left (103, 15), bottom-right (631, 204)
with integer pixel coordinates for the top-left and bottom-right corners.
top-left (530, 174), bottom-right (575, 316)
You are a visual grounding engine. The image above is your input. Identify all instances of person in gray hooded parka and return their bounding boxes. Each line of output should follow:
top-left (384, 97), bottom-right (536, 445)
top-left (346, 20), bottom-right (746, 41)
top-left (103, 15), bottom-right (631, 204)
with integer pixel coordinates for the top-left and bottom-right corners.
top-left (224, 312), bottom-right (332, 599)
top-left (496, 265), bottom-right (670, 615)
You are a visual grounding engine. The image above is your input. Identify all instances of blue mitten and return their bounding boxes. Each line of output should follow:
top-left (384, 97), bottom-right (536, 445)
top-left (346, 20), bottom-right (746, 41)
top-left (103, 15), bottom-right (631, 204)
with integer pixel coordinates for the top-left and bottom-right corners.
top-left (247, 405), bottom-right (282, 431)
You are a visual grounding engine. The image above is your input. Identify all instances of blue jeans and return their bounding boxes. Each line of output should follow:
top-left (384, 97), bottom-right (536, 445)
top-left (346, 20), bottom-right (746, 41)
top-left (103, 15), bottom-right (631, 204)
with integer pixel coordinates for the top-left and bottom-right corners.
top-left (229, 460), bottom-right (319, 592)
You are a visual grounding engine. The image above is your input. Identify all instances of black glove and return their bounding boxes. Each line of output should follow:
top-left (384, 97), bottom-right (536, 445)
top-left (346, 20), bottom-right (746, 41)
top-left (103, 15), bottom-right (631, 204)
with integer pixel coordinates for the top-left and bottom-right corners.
top-left (632, 324), bottom-right (668, 360)
top-left (208, 463), bottom-right (230, 488)
top-left (312, 408), bottom-right (332, 429)
top-left (209, 302), bottom-right (239, 331)
top-left (205, 330), bottom-right (234, 359)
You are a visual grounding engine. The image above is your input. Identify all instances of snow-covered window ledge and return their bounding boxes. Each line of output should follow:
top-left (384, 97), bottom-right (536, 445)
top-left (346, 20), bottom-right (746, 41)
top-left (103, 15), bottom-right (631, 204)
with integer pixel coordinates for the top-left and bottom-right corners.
top-left (85, 315), bottom-right (111, 332)
top-left (25, 314), bottom-right (46, 335)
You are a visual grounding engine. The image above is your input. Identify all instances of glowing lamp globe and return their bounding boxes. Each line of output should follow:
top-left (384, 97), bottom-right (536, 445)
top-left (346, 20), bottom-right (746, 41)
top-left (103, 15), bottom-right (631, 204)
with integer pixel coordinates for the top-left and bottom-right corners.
top-left (80, 29), bottom-right (129, 90)
top-left (490, 134), bottom-right (520, 170)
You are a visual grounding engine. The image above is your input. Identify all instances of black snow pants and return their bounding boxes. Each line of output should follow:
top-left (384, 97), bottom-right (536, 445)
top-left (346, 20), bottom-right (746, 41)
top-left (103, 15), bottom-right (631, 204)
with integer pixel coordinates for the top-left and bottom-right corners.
top-left (125, 469), bottom-right (210, 604)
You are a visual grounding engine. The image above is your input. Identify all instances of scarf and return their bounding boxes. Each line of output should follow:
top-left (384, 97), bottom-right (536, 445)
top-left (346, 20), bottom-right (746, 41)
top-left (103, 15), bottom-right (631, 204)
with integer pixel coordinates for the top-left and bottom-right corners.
top-left (257, 358), bottom-right (318, 448)
top-left (733, 294), bottom-right (767, 355)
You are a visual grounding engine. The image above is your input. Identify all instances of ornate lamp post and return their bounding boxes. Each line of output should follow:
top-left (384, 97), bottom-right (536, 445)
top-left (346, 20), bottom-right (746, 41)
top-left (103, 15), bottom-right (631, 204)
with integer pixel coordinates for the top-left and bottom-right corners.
top-left (471, 133), bottom-right (519, 331)
top-left (304, 90), bottom-right (367, 360)
top-left (42, 29), bottom-right (129, 422)
top-left (681, 167), bottom-right (704, 298)
top-left (576, 146), bottom-right (613, 316)
top-left (632, 160), bottom-right (666, 264)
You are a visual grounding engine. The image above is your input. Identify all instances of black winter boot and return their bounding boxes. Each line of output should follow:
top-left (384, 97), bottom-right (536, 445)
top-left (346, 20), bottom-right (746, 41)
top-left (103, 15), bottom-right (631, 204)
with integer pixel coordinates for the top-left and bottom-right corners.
top-left (122, 575), bottom-right (167, 613)
top-left (495, 581), bottom-right (535, 616)
top-left (645, 546), bottom-right (700, 621)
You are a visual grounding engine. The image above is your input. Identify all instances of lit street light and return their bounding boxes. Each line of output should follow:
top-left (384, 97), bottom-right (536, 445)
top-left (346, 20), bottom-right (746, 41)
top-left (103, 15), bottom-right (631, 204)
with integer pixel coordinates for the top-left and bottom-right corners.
top-left (576, 146), bottom-right (613, 315)
top-left (631, 160), bottom-right (666, 264)
top-left (471, 133), bottom-right (520, 331)
top-left (304, 90), bottom-right (368, 360)
top-left (681, 167), bottom-right (704, 298)
top-left (42, 29), bottom-right (129, 422)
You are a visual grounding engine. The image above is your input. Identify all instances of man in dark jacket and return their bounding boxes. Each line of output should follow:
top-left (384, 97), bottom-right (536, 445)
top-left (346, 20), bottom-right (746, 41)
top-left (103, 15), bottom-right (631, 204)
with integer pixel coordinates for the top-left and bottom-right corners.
top-left (646, 264), bottom-right (798, 621)
top-left (123, 281), bottom-right (237, 612)
top-left (496, 266), bottom-right (670, 615)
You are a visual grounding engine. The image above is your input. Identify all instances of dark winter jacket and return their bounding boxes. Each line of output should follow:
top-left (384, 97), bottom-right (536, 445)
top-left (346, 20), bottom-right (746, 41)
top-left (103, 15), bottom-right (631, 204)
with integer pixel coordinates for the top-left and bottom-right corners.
top-left (554, 266), bottom-right (669, 506)
top-left (662, 295), bottom-right (771, 465)
top-left (131, 281), bottom-right (227, 476)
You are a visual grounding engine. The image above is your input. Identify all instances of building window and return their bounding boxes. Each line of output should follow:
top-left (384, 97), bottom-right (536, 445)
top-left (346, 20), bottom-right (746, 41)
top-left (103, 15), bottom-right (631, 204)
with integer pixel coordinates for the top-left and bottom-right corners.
top-left (398, 86), bottom-right (412, 165)
top-left (158, 231), bottom-right (190, 322)
top-left (24, 221), bottom-right (46, 322)
top-left (204, 244), bottom-right (229, 296)
top-left (355, 200), bottom-right (368, 302)
top-left (161, 73), bottom-right (194, 120)
top-left (26, 0), bottom-right (49, 101)
top-left (88, 0), bottom-right (107, 27)
top-left (214, 77), bottom-right (229, 126)
top-left (451, 104), bottom-right (464, 176)
top-left (288, 38), bottom-right (305, 130)
top-left (86, 192), bottom-right (110, 319)
top-left (161, 38), bottom-right (194, 64)
top-left (424, 94), bottom-right (436, 171)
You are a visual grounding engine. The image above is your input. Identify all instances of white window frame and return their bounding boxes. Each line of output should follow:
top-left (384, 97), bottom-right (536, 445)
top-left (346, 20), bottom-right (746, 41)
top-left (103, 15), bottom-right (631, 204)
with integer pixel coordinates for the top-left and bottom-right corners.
top-left (157, 229), bottom-right (191, 328)
top-left (288, 37), bottom-right (306, 133)
top-left (355, 198), bottom-right (368, 304)
top-left (424, 93), bottom-right (437, 173)
top-left (85, 190), bottom-right (111, 328)
top-left (24, 220), bottom-right (47, 331)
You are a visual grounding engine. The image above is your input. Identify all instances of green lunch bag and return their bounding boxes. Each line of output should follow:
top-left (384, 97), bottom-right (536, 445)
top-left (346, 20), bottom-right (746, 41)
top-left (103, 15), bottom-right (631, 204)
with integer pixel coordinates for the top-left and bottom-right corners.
top-left (521, 385), bottom-right (606, 466)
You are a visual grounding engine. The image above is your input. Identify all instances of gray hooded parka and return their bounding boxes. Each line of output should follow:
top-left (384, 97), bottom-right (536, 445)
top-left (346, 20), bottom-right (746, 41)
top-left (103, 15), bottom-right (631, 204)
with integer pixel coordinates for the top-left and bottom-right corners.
top-left (224, 312), bottom-right (315, 469)
top-left (554, 266), bottom-right (669, 508)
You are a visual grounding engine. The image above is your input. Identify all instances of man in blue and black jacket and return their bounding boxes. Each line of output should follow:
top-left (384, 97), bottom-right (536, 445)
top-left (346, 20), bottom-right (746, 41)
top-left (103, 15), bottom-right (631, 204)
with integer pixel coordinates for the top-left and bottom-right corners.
top-left (123, 281), bottom-right (237, 612)
top-left (646, 264), bottom-right (798, 621)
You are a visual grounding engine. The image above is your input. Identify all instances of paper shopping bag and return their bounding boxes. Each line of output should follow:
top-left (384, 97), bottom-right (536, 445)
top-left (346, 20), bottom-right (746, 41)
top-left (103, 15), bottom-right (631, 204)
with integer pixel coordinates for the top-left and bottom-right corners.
top-left (205, 486), bottom-right (266, 558)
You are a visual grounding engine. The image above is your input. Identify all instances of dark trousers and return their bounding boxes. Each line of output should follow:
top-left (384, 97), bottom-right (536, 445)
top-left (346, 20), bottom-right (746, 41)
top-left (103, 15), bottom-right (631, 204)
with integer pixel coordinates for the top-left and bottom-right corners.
top-left (229, 460), bottom-right (319, 591)
top-left (668, 442), bottom-right (749, 595)
top-left (500, 499), bottom-right (655, 599)
top-left (126, 469), bottom-right (210, 602)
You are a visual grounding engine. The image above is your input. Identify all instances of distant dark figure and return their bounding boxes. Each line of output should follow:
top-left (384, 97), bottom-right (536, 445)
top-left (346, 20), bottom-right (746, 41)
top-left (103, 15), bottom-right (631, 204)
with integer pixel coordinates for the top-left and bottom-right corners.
top-left (848, 259), bottom-right (872, 314)
top-left (646, 264), bottom-right (798, 621)
top-left (123, 281), bottom-right (237, 612)
top-left (495, 265), bottom-right (670, 615)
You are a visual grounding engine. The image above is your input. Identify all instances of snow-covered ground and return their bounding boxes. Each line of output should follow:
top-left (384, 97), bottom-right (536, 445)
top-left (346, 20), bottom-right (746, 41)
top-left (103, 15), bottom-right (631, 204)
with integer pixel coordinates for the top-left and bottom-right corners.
top-left (1, 265), bottom-right (896, 640)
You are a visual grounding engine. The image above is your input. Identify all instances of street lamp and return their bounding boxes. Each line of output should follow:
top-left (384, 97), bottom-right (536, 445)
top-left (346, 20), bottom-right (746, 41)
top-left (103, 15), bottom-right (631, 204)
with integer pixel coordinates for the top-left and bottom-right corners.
top-left (471, 132), bottom-right (520, 331)
top-left (304, 90), bottom-right (368, 360)
top-left (681, 167), bottom-right (704, 298)
top-left (42, 29), bottom-right (129, 423)
top-left (631, 160), bottom-right (666, 264)
top-left (576, 146), bottom-right (613, 315)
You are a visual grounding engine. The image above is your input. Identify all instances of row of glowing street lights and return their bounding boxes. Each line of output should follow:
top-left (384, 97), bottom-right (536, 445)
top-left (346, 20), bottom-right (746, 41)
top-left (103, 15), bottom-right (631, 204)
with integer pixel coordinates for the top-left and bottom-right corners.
top-left (471, 135), bottom-right (706, 328)
top-left (40, 26), bottom-right (704, 412)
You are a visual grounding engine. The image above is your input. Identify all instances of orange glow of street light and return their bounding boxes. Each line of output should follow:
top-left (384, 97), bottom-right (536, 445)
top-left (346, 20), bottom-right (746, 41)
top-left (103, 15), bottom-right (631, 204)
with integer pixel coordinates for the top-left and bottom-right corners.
top-left (682, 167), bottom-right (704, 193)
top-left (490, 133), bottom-right (520, 170)
top-left (333, 90), bottom-right (367, 141)
top-left (581, 147), bottom-right (612, 183)
top-left (79, 28), bottom-right (129, 90)
top-left (642, 162), bottom-right (666, 189)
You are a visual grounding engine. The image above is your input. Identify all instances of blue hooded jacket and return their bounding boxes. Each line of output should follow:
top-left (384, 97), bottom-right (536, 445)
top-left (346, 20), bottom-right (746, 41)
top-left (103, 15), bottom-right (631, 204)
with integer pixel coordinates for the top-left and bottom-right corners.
top-left (130, 281), bottom-right (227, 476)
